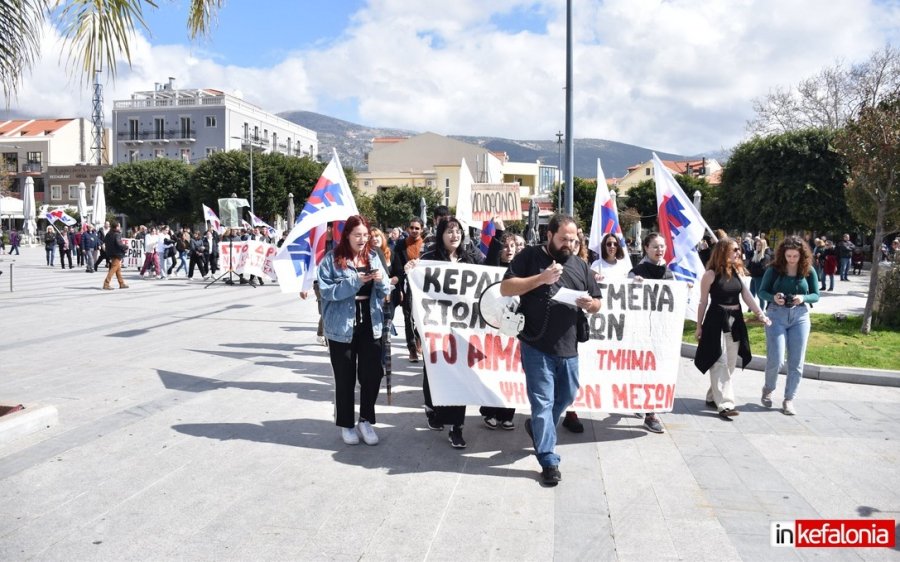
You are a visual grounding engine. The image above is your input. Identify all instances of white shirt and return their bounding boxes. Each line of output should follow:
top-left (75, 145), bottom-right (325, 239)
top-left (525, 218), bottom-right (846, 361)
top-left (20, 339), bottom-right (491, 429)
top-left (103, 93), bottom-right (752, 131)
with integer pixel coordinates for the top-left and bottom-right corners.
top-left (590, 256), bottom-right (632, 280)
top-left (144, 234), bottom-right (160, 253)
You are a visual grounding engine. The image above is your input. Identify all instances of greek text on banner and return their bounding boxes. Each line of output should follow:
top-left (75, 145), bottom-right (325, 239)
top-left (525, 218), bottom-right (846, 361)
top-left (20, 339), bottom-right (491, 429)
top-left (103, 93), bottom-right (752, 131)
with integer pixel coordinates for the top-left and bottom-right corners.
top-left (407, 261), bottom-right (687, 413)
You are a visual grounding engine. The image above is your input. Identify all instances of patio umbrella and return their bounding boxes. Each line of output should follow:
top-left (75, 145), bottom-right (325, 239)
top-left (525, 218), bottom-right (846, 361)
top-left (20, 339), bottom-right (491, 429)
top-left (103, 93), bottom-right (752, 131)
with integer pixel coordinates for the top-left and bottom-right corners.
top-left (524, 198), bottom-right (539, 245)
top-left (287, 192), bottom-right (295, 226)
top-left (23, 177), bottom-right (36, 243)
top-left (77, 182), bottom-right (88, 227)
top-left (92, 176), bottom-right (106, 229)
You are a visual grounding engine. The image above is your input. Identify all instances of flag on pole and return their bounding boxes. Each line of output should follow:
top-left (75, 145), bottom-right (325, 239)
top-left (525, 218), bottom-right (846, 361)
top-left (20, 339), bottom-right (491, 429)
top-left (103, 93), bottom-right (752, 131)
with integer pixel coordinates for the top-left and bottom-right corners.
top-left (479, 218), bottom-right (496, 256)
top-left (588, 158), bottom-right (625, 256)
top-left (202, 204), bottom-right (223, 233)
top-left (249, 211), bottom-right (277, 237)
top-left (273, 148), bottom-right (359, 293)
top-left (46, 209), bottom-right (76, 226)
top-left (653, 153), bottom-right (711, 283)
top-left (455, 158), bottom-right (475, 232)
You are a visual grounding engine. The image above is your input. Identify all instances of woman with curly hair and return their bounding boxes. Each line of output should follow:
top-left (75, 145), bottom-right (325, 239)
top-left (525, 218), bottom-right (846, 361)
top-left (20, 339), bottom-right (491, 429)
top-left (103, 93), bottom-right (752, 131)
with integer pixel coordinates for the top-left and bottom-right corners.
top-left (758, 235), bottom-right (820, 415)
top-left (694, 238), bottom-right (771, 420)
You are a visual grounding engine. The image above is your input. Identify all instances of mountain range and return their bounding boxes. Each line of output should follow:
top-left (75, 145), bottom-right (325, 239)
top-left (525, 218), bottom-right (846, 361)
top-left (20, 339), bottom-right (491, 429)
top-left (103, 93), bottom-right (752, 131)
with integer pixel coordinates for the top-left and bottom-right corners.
top-left (279, 110), bottom-right (731, 179)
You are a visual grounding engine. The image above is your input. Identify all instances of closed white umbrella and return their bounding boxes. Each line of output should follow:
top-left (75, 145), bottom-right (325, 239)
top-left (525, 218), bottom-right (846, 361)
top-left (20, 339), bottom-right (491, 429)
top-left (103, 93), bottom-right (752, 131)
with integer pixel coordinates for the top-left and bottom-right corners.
top-left (419, 197), bottom-right (427, 229)
top-left (92, 176), bottom-right (106, 229)
top-left (23, 176), bottom-right (37, 243)
top-left (77, 182), bottom-right (88, 227)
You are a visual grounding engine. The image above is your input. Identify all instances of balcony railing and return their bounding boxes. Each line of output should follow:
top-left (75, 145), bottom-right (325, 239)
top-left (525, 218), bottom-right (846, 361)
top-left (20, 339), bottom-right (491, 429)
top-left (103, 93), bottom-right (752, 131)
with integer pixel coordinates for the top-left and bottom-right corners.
top-left (118, 129), bottom-right (197, 142)
top-left (23, 163), bottom-right (43, 173)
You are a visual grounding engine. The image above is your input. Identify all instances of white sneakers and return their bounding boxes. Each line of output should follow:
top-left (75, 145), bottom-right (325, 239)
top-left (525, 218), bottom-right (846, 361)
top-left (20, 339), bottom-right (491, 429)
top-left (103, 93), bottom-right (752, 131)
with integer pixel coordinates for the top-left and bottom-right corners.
top-left (761, 387), bottom-right (773, 408)
top-left (356, 420), bottom-right (379, 445)
top-left (341, 421), bottom-right (379, 445)
top-left (782, 400), bottom-right (796, 416)
top-left (341, 427), bottom-right (359, 445)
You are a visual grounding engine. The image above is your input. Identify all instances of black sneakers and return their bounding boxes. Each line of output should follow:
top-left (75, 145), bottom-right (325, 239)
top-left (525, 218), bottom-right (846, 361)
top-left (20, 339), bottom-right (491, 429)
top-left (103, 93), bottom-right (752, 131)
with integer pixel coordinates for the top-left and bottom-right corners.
top-left (718, 408), bottom-right (740, 420)
top-left (541, 465), bottom-right (562, 486)
top-left (424, 407), bottom-right (443, 431)
top-left (448, 425), bottom-right (466, 448)
top-left (562, 411), bottom-right (584, 433)
top-left (483, 416), bottom-right (498, 429)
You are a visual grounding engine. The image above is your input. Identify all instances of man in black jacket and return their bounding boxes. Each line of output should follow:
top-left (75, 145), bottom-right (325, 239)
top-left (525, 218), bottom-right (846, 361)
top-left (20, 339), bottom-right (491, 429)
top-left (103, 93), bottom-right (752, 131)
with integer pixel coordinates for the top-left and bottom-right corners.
top-left (102, 221), bottom-right (129, 290)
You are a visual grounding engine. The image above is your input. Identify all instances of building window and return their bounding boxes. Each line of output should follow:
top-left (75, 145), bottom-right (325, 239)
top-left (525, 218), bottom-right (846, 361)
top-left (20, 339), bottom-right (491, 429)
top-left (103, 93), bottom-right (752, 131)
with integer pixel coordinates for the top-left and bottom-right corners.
top-left (51, 185), bottom-right (61, 200)
top-left (180, 148), bottom-right (191, 163)
top-left (26, 151), bottom-right (41, 165)
top-left (645, 167), bottom-right (651, 176)
top-left (129, 118), bottom-right (139, 140)
top-left (128, 149), bottom-right (139, 163)
top-left (155, 149), bottom-right (166, 158)
top-left (68, 185), bottom-right (78, 199)
top-left (244, 122), bottom-right (249, 139)
top-left (154, 118), bottom-right (165, 139)
top-left (205, 116), bottom-right (217, 127)
top-left (180, 117), bottom-right (191, 139)
top-left (363, 180), bottom-right (371, 187)
top-left (287, 138), bottom-right (292, 153)
top-left (2, 152), bottom-right (16, 173)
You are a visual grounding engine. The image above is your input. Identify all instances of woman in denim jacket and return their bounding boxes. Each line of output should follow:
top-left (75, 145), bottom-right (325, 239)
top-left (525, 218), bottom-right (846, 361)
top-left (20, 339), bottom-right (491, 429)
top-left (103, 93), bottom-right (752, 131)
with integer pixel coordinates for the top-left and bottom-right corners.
top-left (317, 215), bottom-right (391, 446)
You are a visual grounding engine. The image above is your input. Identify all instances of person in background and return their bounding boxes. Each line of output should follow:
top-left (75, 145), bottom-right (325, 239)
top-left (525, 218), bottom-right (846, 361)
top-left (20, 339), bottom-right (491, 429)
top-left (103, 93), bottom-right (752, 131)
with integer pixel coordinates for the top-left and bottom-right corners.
top-left (317, 214), bottom-right (390, 446)
top-left (206, 228), bottom-right (220, 276)
top-left (57, 226), bottom-right (74, 269)
top-left (500, 214), bottom-right (602, 486)
top-left (102, 221), bottom-right (129, 290)
top-left (812, 238), bottom-right (825, 284)
top-left (395, 218), bottom-right (426, 362)
top-left (94, 221), bottom-right (111, 270)
top-left (74, 227), bottom-right (83, 266)
top-left (628, 232), bottom-right (673, 434)
top-left (694, 238), bottom-right (770, 420)
top-left (81, 224), bottom-right (101, 273)
top-left (837, 233), bottom-right (855, 281)
top-left (140, 227), bottom-right (161, 278)
top-left (590, 233), bottom-right (632, 281)
top-left (851, 247), bottom-right (864, 275)
top-left (8, 228), bottom-right (20, 255)
top-left (758, 235), bottom-right (820, 416)
top-left (480, 218), bottom-right (520, 431)
top-left (747, 237), bottom-right (773, 310)
top-left (173, 230), bottom-right (190, 277)
top-left (188, 230), bottom-right (210, 280)
top-left (821, 239), bottom-right (837, 291)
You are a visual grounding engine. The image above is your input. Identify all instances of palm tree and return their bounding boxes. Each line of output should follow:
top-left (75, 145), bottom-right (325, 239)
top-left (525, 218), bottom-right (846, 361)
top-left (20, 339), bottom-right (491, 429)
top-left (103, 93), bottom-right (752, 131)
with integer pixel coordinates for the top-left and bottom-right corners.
top-left (1, 0), bottom-right (221, 102)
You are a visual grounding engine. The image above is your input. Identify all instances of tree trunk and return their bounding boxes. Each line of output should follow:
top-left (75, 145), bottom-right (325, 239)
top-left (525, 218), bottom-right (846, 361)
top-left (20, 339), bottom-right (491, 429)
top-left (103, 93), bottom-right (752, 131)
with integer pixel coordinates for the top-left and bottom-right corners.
top-left (861, 202), bottom-right (886, 334)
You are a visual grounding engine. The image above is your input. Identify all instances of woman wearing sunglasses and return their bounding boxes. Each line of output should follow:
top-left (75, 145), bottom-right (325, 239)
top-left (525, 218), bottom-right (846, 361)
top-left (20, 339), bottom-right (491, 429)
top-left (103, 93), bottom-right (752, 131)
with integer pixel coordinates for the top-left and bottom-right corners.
top-left (590, 232), bottom-right (632, 281)
top-left (694, 238), bottom-right (770, 420)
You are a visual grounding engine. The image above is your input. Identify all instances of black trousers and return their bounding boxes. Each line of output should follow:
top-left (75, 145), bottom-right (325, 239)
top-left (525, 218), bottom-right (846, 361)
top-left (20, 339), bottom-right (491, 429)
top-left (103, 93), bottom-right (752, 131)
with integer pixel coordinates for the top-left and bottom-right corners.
top-left (423, 364), bottom-right (466, 427)
top-left (60, 248), bottom-right (73, 269)
top-left (189, 254), bottom-right (208, 278)
top-left (94, 249), bottom-right (109, 269)
top-left (328, 301), bottom-right (384, 428)
top-left (208, 253), bottom-right (219, 274)
top-left (402, 295), bottom-right (419, 353)
top-left (479, 406), bottom-right (516, 422)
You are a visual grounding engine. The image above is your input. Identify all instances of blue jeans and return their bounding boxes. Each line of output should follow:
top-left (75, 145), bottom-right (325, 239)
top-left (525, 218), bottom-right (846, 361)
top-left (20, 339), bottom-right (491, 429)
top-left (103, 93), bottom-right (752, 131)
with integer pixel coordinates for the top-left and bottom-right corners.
top-left (764, 305), bottom-right (811, 401)
top-left (839, 257), bottom-right (851, 280)
top-left (520, 341), bottom-right (580, 468)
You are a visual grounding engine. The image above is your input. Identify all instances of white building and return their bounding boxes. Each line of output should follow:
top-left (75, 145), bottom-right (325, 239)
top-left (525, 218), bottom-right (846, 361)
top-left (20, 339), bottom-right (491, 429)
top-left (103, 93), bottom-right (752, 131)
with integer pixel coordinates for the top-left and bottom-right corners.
top-left (111, 78), bottom-right (318, 165)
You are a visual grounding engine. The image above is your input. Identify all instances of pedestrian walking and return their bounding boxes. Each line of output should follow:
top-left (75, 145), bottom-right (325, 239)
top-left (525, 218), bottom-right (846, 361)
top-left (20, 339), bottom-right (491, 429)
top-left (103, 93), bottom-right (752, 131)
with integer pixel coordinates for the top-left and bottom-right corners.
top-left (102, 221), bottom-right (130, 290)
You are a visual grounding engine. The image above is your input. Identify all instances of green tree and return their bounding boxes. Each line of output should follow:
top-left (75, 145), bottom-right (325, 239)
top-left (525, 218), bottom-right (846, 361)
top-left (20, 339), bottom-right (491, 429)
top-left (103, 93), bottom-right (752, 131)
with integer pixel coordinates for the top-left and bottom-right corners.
top-left (622, 175), bottom-right (720, 230)
top-left (372, 186), bottom-right (442, 229)
top-left (2, 0), bottom-right (220, 100)
top-left (719, 129), bottom-right (853, 233)
top-left (622, 180), bottom-right (657, 229)
top-left (835, 95), bottom-right (900, 333)
top-left (104, 158), bottom-right (192, 224)
top-left (550, 177), bottom-right (596, 228)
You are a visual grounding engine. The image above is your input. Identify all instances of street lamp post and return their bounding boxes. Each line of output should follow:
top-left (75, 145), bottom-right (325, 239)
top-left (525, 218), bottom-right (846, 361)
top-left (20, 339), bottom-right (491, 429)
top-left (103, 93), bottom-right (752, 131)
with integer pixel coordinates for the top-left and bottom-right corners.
top-left (231, 135), bottom-right (257, 215)
top-left (555, 131), bottom-right (563, 210)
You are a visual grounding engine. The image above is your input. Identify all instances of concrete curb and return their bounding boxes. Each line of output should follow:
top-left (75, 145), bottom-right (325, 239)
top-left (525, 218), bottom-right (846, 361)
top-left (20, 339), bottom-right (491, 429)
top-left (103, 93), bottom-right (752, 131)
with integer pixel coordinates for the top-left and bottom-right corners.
top-left (0, 404), bottom-right (58, 446)
top-left (681, 343), bottom-right (900, 387)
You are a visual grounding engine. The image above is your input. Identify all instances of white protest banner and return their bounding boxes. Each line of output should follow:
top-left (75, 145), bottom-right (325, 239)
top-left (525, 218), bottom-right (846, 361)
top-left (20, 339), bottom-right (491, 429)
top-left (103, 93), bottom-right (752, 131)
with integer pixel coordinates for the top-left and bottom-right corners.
top-left (122, 238), bottom-right (144, 269)
top-left (471, 183), bottom-right (522, 221)
top-left (407, 262), bottom-right (687, 413)
top-left (218, 241), bottom-right (277, 279)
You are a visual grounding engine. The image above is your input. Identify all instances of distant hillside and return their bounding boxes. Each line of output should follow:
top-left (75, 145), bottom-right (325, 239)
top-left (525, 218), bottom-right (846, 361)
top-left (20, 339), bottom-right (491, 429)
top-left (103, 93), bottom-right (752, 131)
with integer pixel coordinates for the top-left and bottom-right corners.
top-left (280, 110), bottom-right (713, 178)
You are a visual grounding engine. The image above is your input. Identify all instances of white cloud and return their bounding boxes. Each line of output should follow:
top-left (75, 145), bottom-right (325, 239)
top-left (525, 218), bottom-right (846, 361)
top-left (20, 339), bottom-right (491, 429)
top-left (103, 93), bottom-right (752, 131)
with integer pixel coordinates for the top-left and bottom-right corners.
top-left (4, 0), bottom-right (899, 154)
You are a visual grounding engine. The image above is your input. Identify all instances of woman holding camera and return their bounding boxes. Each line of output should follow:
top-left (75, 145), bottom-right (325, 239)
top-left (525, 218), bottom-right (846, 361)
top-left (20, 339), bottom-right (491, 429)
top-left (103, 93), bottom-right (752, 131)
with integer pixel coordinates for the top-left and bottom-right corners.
top-left (318, 215), bottom-right (391, 446)
top-left (758, 235), bottom-right (820, 415)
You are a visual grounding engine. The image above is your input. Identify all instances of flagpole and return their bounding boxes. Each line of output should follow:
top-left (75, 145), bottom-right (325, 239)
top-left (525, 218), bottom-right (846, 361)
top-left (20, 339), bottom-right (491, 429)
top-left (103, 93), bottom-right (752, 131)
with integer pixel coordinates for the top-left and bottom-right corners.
top-left (564, 0), bottom-right (574, 217)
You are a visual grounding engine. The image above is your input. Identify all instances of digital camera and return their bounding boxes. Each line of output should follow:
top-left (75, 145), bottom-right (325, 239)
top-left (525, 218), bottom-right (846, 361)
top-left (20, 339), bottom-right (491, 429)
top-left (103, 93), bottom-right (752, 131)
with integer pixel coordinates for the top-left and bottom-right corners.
top-left (783, 294), bottom-right (796, 308)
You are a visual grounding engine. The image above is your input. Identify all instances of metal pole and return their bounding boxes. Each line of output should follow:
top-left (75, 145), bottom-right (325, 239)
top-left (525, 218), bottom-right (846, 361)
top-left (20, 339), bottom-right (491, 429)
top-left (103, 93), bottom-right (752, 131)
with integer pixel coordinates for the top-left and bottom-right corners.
top-left (564, 0), bottom-right (575, 216)
top-left (9, 262), bottom-right (12, 292)
top-left (556, 131), bottom-right (563, 210)
top-left (249, 144), bottom-right (255, 216)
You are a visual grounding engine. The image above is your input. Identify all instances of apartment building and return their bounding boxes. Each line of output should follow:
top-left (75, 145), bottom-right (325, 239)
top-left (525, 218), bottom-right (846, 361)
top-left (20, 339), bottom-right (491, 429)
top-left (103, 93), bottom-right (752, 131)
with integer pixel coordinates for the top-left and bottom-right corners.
top-left (0, 118), bottom-right (111, 206)
top-left (111, 78), bottom-right (318, 165)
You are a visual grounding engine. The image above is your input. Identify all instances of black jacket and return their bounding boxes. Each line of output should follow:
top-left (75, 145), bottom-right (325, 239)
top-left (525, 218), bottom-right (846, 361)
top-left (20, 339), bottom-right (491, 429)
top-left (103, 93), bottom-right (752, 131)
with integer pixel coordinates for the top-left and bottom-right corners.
top-left (104, 231), bottom-right (126, 258)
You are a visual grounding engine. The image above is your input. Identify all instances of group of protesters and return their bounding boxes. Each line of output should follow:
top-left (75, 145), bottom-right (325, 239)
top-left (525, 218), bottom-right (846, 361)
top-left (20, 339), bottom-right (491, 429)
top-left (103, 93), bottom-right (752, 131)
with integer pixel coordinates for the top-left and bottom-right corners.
top-left (308, 204), bottom-right (836, 487)
top-left (36, 220), bottom-right (281, 288)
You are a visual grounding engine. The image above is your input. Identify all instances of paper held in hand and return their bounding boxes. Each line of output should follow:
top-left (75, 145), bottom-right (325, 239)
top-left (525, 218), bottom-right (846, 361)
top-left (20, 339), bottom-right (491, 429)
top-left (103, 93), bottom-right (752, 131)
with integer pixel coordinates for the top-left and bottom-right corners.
top-left (551, 287), bottom-right (590, 307)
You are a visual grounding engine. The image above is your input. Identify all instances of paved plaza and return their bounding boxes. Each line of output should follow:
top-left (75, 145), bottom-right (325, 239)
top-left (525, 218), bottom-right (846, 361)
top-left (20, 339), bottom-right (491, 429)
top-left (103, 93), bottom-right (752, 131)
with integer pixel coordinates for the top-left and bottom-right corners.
top-left (0, 246), bottom-right (898, 561)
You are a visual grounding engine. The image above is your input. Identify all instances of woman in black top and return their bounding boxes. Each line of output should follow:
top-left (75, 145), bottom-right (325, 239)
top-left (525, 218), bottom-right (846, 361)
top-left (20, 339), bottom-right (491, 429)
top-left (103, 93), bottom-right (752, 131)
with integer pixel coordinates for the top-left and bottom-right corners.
top-left (408, 216), bottom-right (483, 448)
top-left (694, 238), bottom-right (770, 420)
top-left (627, 232), bottom-right (673, 433)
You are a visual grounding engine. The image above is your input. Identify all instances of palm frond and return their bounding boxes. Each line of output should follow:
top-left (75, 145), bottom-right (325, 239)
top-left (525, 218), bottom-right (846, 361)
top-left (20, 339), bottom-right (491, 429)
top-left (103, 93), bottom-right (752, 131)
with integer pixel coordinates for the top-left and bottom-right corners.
top-left (187, 0), bottom-right (221, 39)
top-left (0, 0), bottom-right (48, 103)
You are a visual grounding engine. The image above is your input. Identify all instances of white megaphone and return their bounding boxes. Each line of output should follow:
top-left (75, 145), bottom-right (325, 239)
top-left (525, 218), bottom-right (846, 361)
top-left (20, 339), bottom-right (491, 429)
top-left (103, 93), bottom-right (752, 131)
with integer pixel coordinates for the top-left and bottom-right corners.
top-left (478, 281), bottom-right (524, 337)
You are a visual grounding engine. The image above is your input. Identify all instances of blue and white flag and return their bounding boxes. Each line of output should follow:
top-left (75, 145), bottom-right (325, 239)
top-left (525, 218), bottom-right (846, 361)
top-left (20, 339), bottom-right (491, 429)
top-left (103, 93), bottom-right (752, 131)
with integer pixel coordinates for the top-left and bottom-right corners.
top-left (588, 158), bottom-right (625, 256)
top-left (273, 149), bottom-right (359, 293)
top-left (249, 211), bottom-right (276, 238)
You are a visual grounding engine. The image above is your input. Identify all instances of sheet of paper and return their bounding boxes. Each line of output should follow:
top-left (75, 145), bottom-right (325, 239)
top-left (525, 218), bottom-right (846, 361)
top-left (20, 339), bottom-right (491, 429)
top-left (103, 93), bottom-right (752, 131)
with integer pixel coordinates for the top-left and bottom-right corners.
top-left (551, 287), bottom-right (589, 307)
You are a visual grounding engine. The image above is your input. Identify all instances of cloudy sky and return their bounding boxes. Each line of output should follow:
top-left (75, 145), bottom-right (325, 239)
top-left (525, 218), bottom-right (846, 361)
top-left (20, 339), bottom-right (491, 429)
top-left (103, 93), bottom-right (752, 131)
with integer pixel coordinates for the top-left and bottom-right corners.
top-left (5, 0), bottom-right (900, 154)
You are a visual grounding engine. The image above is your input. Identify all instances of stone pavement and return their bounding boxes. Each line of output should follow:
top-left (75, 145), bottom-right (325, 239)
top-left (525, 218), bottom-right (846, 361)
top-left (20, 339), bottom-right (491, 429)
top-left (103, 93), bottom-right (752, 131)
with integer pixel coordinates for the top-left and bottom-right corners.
top-left (1, 246), bottom-right (898, 561)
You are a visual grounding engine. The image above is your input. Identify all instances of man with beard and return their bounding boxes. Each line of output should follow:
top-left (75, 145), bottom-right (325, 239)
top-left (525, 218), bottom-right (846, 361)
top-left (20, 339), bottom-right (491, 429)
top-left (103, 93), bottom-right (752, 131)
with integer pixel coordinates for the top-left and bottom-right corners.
top-left (500, 214), bottom-right (602, 486)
